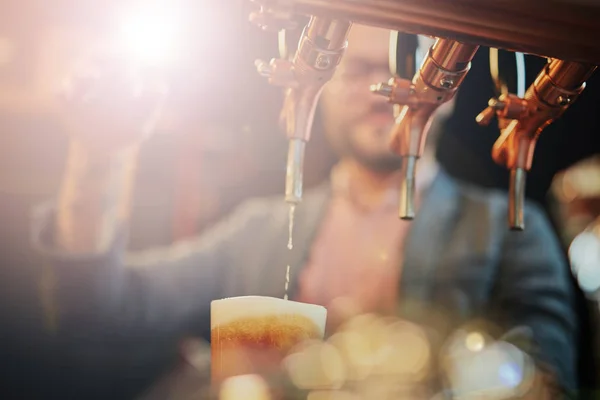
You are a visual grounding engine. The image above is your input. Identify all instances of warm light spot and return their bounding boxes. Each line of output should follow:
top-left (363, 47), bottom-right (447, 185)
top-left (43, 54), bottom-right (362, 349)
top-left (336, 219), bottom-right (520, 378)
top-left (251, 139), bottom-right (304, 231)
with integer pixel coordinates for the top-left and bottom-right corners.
top-left (285, 341), bottom-right (346, 390)
top-left (570, 231), bottom-right (600, 293)
top-left (307, 390), bottom-right (361, 400)
top-left (373, 320), bottom-right (431, 379)
top-left (465, 331), bottom-right (485, 352)
top-left (219, 374), bottom-right (271, 400)
top-left (378, 251), bottom-right (389, 262)
top-left (328, 331), bottom-right (373, 381)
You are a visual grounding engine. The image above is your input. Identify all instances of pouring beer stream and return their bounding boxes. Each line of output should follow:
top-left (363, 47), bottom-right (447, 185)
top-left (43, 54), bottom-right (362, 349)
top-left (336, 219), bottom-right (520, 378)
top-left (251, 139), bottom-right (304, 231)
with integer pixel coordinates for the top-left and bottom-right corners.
top-left (251, 9), bottom-right (352, 298)
top-left (285, 204), bottom-right (295, 300)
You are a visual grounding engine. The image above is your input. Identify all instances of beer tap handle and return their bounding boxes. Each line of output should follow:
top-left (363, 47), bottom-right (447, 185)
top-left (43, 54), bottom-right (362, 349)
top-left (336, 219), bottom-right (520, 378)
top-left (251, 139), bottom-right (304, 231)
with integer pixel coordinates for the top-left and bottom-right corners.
top-left (488, 59), bottom-right (597, 230)
top-left (278, 29), bottom-right (289, 60)
top-left (255, 58), bottom-right (297, 87)
top-left (477, 49), bottom-right (528, 128)
top-left (252, 11), bottom-right (352, 205)
top-left (389, 31), bottom-right (418, 78)
top-left (475, 95), bottom-right (528, 129)
top-left (288, 18), bottom-right (352, 204)
top-left (475, 98), bottom-right (504, 126)
top-left (475, 105), bottom-right (497, 126)
top-left (378, 32), bottom-right (419, 219)
top-left (370, 81), bottom-right (394, 98)
top-left (374, 37), bottom-right (479, 220)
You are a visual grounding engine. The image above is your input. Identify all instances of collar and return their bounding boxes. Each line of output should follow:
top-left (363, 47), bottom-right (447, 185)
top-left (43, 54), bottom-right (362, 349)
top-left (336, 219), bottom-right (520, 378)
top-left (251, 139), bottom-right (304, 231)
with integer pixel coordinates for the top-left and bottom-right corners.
top-left (330, 156), bottom-right (439, 213)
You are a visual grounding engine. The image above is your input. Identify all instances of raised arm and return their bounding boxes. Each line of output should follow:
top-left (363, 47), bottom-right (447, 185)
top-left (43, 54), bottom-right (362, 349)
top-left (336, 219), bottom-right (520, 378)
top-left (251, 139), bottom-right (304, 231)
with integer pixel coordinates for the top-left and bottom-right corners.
top-left (54, 57), bottom-right (162, 254)
top-left (33, 56), bottom-right (245, 340)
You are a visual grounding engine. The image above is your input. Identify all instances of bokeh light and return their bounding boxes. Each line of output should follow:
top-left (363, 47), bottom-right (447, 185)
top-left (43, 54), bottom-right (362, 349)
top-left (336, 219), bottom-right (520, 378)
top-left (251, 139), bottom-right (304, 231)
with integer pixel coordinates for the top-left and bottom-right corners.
top-left (465, 331), bottom-right (485, 352)
top-left (569, 230), bottom-right (600, 293)
top-left (442, 329), bottom-right (534, 399)
top-left (219, 374), bottom-right (271, 400)
top-left (285, 340), bottom-right (346, 390)
top-left (281, 312), bottom-right (433, 398)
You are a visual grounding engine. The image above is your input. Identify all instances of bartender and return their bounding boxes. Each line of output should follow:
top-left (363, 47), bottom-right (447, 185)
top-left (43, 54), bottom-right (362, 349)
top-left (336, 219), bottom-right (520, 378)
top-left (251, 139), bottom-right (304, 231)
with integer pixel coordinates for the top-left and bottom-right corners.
top-left (34, 26), bottom-right (577, 398)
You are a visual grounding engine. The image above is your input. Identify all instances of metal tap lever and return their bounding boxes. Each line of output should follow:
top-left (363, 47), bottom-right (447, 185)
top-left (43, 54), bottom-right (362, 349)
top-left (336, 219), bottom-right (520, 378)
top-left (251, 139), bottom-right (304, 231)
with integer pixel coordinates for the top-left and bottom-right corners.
top-left (476, 59), bottom-right (597, 230)
top-left (372, 37), bottom-right (479, 219)
top-left (475, 94), bottom-right (530, 132)
top-left (252, 13), bottom-right (351, 204)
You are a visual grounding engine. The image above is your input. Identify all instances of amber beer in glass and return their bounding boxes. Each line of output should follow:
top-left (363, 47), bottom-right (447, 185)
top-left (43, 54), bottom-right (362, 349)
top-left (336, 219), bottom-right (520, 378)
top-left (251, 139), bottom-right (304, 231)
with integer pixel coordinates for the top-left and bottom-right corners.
top-left (211, 296), bottom-right (327, 383)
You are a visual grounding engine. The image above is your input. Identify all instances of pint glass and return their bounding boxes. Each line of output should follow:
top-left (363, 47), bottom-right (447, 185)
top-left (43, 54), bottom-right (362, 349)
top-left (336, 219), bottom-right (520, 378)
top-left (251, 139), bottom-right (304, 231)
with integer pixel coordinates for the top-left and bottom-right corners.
top-left (211, 296), bottom-right (327, 383)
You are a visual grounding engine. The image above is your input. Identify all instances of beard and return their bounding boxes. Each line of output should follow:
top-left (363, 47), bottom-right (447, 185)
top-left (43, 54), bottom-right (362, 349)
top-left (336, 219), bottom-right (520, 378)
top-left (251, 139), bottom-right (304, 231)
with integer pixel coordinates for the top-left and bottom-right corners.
top-left (361, 154), bottom-right (404, 172)
top-left (343, 116), bottom-right (405, 172)
top-left (327, 123), bottom-right (403, 173)
top-left (322, 99), bottom-right (405, 172)
top-left (351, 146), bottom-right (404, 173)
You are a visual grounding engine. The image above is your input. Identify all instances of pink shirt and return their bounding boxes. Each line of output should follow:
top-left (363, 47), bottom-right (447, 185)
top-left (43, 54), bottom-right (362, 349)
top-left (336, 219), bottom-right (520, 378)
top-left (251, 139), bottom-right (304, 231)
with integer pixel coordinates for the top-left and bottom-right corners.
top-left (296, 159), bottom-right (437, 330)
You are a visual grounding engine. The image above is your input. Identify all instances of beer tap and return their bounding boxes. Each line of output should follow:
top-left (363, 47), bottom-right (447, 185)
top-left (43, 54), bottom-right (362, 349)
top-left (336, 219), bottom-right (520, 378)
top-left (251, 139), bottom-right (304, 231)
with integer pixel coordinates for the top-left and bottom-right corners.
top-left (252, 6), bottom-right (352, 204)
top-left (371, 38), bottom-right (479, 219)
top-left (476, 60), bottom-right (597, 230)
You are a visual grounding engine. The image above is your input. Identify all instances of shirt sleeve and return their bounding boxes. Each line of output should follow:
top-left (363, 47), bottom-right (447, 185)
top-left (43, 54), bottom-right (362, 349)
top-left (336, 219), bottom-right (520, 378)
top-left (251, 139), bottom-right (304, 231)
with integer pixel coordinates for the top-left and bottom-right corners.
top-left (494, 201), bottom-right (578, 394)
top-left (31, 198), bottom-right (272, 341)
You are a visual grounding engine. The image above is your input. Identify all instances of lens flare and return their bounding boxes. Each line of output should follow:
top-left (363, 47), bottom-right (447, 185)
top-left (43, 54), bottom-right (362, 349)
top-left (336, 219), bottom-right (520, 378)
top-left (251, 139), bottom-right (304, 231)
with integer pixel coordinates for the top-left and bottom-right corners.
top-left (118, 4), bottom-right (182, 67)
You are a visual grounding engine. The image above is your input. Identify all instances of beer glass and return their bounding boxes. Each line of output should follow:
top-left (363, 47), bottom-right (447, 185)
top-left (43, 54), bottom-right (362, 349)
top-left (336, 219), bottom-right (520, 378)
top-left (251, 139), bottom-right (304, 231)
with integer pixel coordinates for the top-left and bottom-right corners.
top-left (211, 296), bottom-right (327, 383)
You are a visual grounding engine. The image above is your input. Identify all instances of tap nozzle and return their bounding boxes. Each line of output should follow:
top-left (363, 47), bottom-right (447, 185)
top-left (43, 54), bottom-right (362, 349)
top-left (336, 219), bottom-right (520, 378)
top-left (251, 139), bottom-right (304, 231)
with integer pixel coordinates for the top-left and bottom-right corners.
top-left (383, 39), bottom-right (478, 221)
top-left (255, 60), bottom-right (272, 77)
top-left (509, 167), bottom-right (526, 231)
top-left (487, 60), bottom-right (596, 230)
top-left (285, 138), bottom-right (306, 204)
top-left (398, 155), bottom-right (417, 220)
top-left (255, 17), bottom-right (351, 206)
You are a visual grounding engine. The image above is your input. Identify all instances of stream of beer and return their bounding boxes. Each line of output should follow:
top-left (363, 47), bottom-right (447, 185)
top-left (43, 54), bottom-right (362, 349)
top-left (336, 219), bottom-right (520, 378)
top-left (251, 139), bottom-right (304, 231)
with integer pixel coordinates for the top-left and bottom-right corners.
top-left (284, 204), bottom-right (296, 300)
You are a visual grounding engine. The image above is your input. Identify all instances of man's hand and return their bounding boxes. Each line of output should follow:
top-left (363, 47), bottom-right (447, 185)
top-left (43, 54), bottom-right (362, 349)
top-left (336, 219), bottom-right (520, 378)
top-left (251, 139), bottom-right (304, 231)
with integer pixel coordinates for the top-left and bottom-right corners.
top-left (55, 54), bottom-right (168, 253)
top-left (58, 55), bottom-right (167, 158)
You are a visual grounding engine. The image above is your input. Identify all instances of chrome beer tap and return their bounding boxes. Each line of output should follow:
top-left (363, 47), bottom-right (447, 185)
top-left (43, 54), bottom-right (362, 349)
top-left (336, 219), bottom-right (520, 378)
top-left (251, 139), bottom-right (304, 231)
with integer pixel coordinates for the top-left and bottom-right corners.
top-left (372, 38), bottom-right (479, 219)
top-left (251, 4), bottom-right (351, 204)
top-left (247, 0), bottom-right (600, 221)
top-left (476, 60), bottom-right (597, 230)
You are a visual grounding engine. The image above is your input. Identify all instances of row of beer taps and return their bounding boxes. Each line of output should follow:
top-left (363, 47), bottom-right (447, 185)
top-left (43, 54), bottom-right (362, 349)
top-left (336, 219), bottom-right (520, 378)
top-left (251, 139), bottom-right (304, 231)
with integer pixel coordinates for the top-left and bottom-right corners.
top-left (249, 1), bottom-right (598, 230)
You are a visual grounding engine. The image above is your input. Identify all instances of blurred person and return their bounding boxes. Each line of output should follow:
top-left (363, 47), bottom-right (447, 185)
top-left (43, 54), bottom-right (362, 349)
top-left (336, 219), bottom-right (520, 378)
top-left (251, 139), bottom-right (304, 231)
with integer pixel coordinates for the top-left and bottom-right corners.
top-left (553, 157), bottom-right (600, 400)
top-left (33, 26), bottom-right (576, 398)
top-left (434, 39), bottom-right (600, 399)
top-left (553, 158), bottom-right (600, 369)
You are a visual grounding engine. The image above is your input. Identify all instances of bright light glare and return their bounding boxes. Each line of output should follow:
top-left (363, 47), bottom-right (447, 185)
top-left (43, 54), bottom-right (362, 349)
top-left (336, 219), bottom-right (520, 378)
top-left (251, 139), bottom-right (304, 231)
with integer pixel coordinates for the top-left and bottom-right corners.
top-left (118, 6), bottom-right (181, 67)
top-left (219, 375), bottom-right (271, 400)
top-left (570, 231), bottom-right (600, 293)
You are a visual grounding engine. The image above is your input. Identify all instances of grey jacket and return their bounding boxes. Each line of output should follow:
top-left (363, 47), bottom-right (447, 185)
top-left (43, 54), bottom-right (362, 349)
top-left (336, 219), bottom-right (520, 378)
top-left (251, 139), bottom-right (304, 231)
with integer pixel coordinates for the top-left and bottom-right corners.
top-left (34, 168), bottom-right (577, 392)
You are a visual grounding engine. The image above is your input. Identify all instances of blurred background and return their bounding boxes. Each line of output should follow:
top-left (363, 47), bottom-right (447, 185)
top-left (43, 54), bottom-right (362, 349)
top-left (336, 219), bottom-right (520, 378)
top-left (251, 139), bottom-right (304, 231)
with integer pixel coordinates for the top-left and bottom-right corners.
top-left (0, 0), bottom-right (598, 399)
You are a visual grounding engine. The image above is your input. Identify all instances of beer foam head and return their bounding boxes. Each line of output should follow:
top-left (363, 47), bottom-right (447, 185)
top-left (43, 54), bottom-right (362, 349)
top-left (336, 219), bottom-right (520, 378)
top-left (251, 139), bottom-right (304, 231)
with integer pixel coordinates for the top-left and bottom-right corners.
top-left (211, 296), bottom-right (327, 337)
